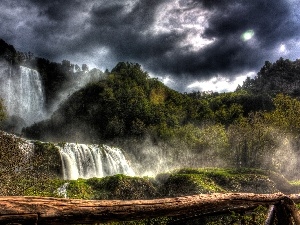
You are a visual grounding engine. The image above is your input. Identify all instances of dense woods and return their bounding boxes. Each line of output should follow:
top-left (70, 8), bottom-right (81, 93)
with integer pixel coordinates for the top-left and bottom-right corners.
top-left (16, 57), bottom-right (300, 179)
top-left (0, 36), bottom-right (297, 179)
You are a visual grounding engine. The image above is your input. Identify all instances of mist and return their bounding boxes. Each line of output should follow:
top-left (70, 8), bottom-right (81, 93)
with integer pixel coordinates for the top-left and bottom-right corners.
top-left (48, 68), bottom-right (107, 115)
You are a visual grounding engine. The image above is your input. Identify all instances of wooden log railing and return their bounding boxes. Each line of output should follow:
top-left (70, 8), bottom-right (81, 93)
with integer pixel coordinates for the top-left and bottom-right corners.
top-left (0, 193), bottom-right (300, 224)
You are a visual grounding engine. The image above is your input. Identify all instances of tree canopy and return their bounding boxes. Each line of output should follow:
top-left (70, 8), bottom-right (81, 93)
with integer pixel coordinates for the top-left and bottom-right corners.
top-left (2, 38), bottom-right (300, 179)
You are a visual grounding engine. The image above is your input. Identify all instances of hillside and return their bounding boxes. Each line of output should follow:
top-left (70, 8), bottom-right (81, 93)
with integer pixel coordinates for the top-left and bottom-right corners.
top-left (20, 58), bottom-right (300, 180)
top-left (240, 58), bottom-right (300, 97)
top-left (23, 62), bottom-right (191, 142)
top-left (2, 39), bottom-right (300, 179)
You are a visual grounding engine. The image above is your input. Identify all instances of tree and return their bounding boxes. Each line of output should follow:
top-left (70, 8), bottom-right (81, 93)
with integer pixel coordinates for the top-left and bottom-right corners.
top-left (62, 60), bottom-right (72, 72)
top-left (265, 94), bottom-right (300, 133)
top-left (82, 64), bottom-right (89, 72)
top-left (75, 64), bottom-right (81, 72)
top-left (227, 112), bottom-right (278, 169)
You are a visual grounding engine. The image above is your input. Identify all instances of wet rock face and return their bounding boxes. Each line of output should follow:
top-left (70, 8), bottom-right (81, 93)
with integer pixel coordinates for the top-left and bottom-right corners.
top-left (0, 131), bottom-right (62, 195)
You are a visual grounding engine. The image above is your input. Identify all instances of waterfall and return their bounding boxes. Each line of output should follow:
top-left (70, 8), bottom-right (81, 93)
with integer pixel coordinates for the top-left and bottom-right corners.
top-left (58, 143), bottom-right (135, 180)
top-left (0, 65), bottom-right (46, 126)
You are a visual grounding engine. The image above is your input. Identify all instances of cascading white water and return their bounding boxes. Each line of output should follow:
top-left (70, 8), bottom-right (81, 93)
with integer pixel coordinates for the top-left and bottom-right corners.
top-left (0, 65), bottom-right (46, 125)
top-left (58, 143), bottom-right (135, 180)
top-left (19, 66), bottom-right (45, 124)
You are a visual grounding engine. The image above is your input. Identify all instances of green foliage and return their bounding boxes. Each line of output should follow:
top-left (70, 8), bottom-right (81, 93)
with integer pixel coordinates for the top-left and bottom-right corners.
top-left (0, 132), bottom-right (62, 195)
top-left (241, 58), bottom-right (300, 97)
top-left (23, 62), bottom-right (191, 142)
top-left (86, 174), bottom-right (159, 200)
top-left (201, 90), bottom-right (273, 122)
top-left (0, 132), bottom-right (36, 195)
top-left (33, 141), bottom-right (62, 176)
top-left (265, 94), bottom-right (300, 132)
top-left (161, 173), bottom-right (224, 197)
top-left (171, 123), bottom-right (229, 167)
top-left (227, 112), bottom-right (278, 169)
top-left (67, 179), bottom-right (94, 199)
top-left (21, 58), bottom-right (300, 180)
top-left (23, 179), bottom-right (66, 197)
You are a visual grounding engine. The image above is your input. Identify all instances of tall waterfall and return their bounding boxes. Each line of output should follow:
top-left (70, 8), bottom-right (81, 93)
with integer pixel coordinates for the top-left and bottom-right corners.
top-left (0, 65), bottom-right (46, 125)
top-left (58, 143), bottom-right (135, 180)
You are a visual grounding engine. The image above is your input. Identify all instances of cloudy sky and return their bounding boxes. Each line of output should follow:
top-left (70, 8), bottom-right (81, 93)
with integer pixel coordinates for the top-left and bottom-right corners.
top-left (1, 0), bottom-right (300, 92)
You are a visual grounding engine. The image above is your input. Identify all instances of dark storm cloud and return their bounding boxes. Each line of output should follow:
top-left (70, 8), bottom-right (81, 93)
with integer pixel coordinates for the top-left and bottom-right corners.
top-left (203, 0), bottom-right (296, 46)
top-left (80, 0), bottom-right (182, 59)
top-left (146, 0), bottom-right (300, 78)
top-left (0, 0), bottom-right (299, 88)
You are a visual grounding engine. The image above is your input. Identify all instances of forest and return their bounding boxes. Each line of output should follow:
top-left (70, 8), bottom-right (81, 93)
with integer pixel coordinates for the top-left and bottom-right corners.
top-left (1, 38), bottom-right (300, 179)
top-left (19, 58), bottom-right (300, 180)
top-left (1, 38), bottom-right (300, 223)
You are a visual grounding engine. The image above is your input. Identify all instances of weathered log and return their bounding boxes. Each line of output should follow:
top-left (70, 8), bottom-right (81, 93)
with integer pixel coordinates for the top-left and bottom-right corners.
top-left (0, 193), bottom-right (299, 224)
top-left (0, 214), bottom-right (38, 225)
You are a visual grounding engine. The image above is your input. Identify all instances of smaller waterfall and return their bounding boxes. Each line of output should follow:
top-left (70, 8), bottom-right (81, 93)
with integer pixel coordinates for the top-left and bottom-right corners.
top-left (55, 183), bottom-right (69, 198)
top-left (58, 143), bottom-right (135, 180)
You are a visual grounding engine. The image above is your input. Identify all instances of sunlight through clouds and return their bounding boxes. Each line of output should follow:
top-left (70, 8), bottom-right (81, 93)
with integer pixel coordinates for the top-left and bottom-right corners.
top-left (279, 43), bottom-right (288, 54)
top-left (151, 0), bottom-right (215, 51)
top-left (241, 30), bottom-right (255, 41)
top-left (187, 72), bottom-right (256, 92)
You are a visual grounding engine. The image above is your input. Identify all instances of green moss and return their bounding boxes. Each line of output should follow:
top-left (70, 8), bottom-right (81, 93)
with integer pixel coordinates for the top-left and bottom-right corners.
top-left (67, 179), bottom-right (94, 199)
top-left (161, 173), bottom-right (224, 197)
top-left (23, 178), bottom-right (66, 197)
top-left (86, 174), bottom-right (159, 200)
top-left (0, 166), bottom-right (293, 224)
top-left (160, 168), bottom-right (279, 196)
top-left (33, 141), bottom-right (62, 177)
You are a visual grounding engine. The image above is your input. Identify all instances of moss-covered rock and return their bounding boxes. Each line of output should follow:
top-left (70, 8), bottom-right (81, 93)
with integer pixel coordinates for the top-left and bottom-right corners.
top-left (32, 141), bottom-right (62, 177)
top-left (159, 173), bottom-right (224, 197)
top-left (0, 132), bottom-right (63, 195)
top-left (159, 168), bottom-right (280, 197)
top-left (86, 174), bottom-right (159, 200)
